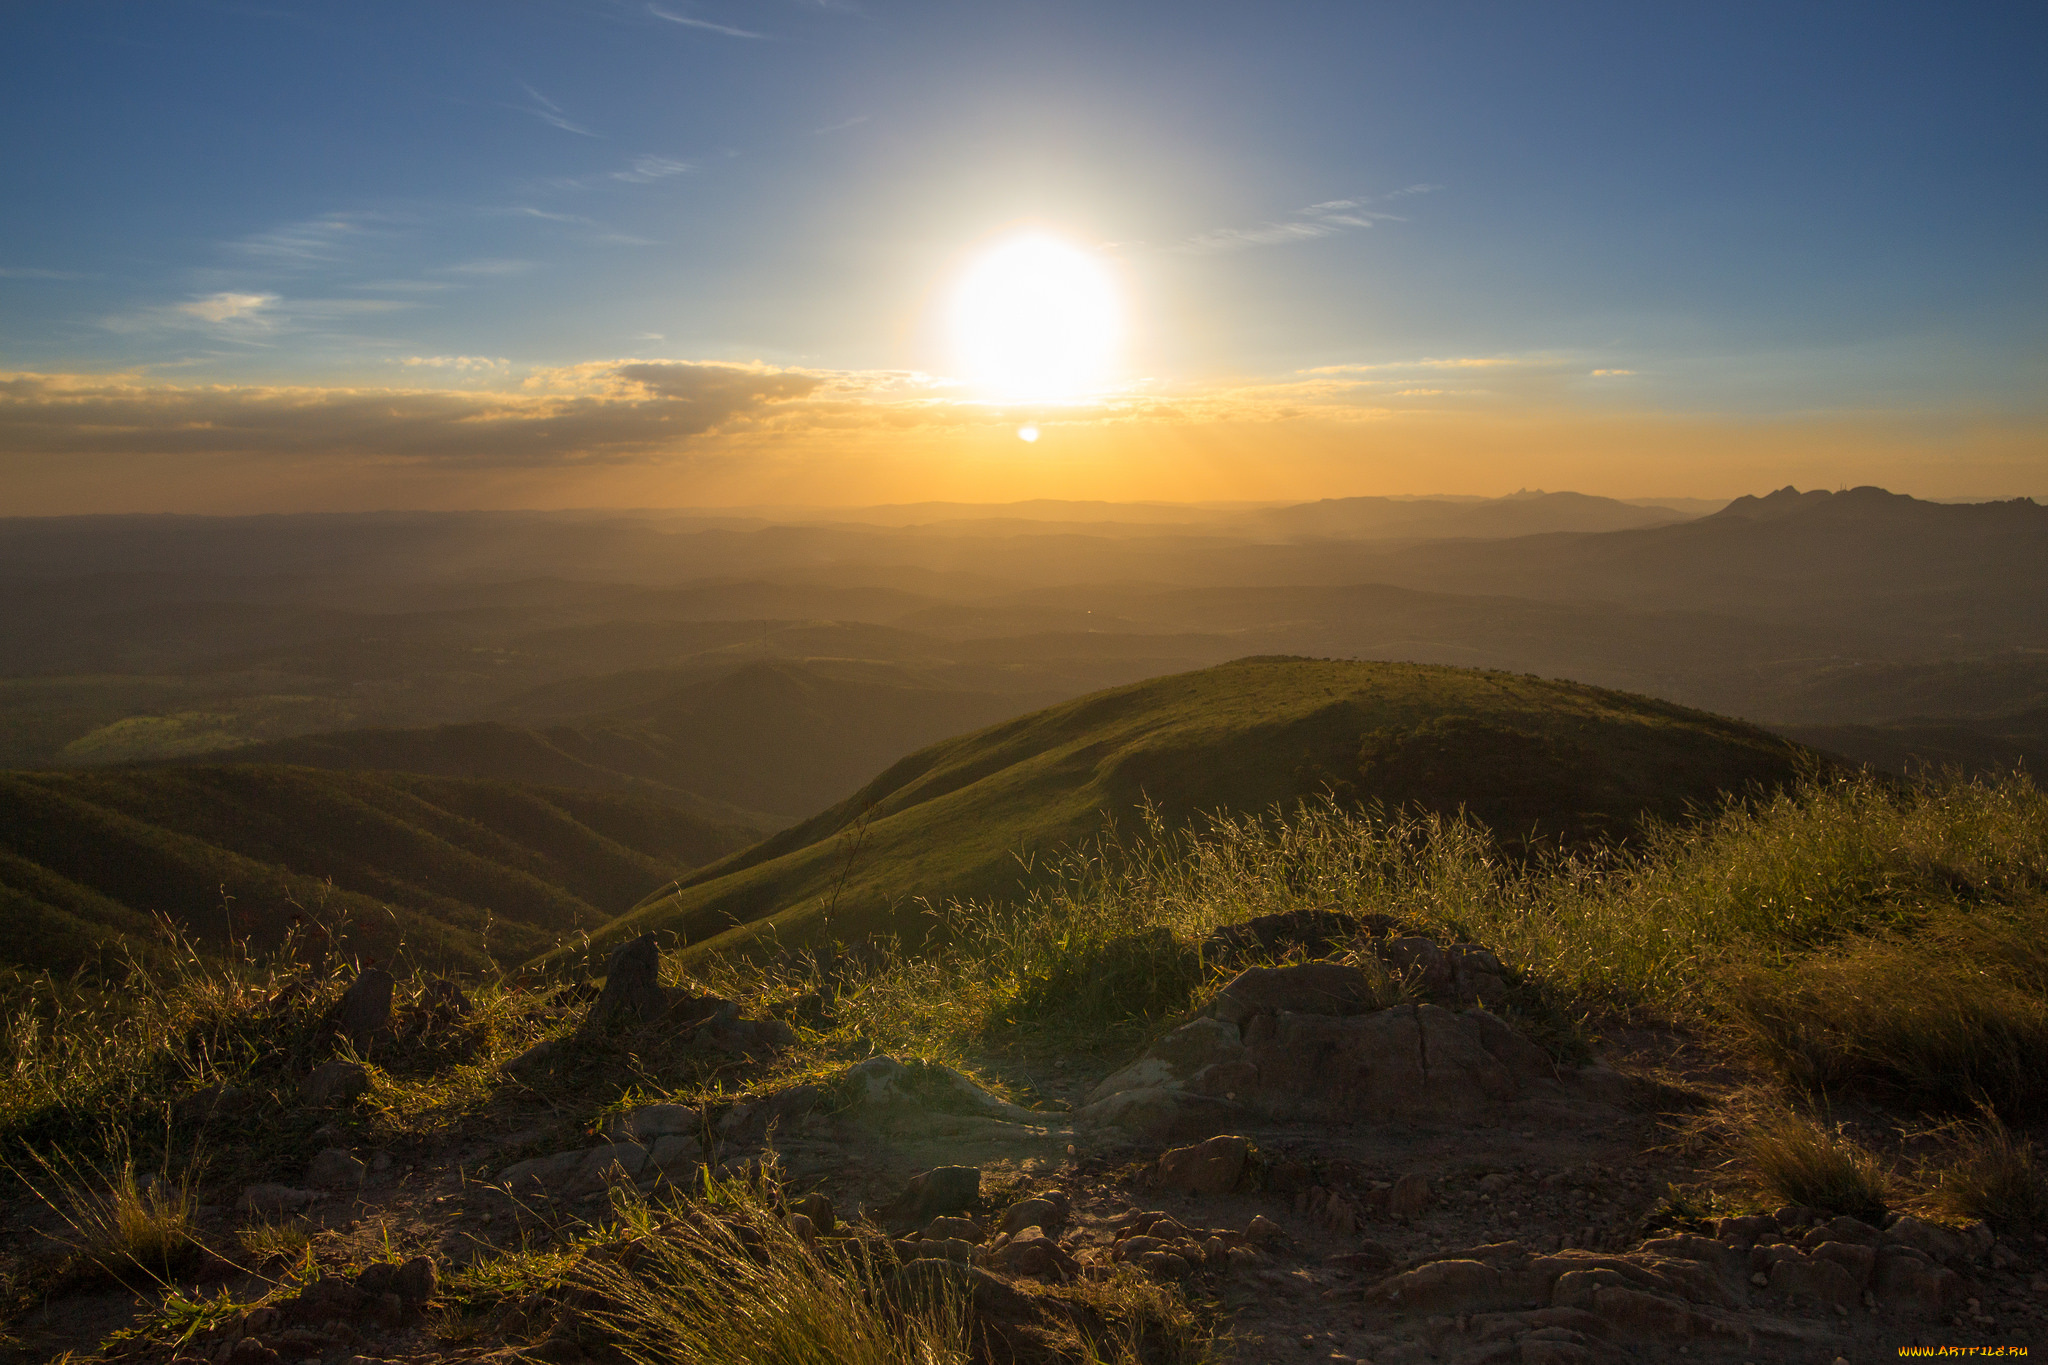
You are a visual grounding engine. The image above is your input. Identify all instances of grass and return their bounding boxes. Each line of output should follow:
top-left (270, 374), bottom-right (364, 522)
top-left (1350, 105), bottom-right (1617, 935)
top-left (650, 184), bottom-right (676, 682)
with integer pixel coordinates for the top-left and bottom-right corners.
top-left (6, 1133), bottom-right (199, 1280)
top-left (798, 769), bottom-right (2048, 1073)
top-left (1, 765), bottom-right (2043, 1355)
top-left (1738, 1109), bottom-right (1891, 1224)
top-left (1724, 902), bottom-right (2048, 1118)
top-left (553, 1175), bottom-right (1209, 1365)
top-left (1932, 1112), bottom-right (2048, 1235)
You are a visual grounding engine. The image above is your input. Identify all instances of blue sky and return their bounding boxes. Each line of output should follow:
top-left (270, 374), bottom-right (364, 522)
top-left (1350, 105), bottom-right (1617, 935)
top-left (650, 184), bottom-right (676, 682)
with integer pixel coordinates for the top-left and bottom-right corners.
top-left (1, 1), bottom-right (2043, 510)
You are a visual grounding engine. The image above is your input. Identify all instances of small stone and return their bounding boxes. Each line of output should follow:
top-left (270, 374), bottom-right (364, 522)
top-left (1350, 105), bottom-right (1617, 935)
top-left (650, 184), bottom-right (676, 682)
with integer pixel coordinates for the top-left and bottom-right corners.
top-left (999, 1196), bottom-right (1068, 1236)
top-left (391, 1255), bottom-right (436, 1302)
top-left (886, 1166), bottom-right (983, 1232)
top-left (307, 1148), bottom-right (365, 1188)
top-left (1389, 1172), bottom-right (1430, 1219)
top-left (326, 968), bottom-right (395, 1049)
top-left (581, 934), bottom-right (670, 1033)
top-left (1751, 1271), bottom-right (1768, 1286)
top-left (302, 1059), bottom-right (370, 1107)
top-left (1158, 1134), bottom-right (1251, 1196)
top-left (1246, 1214), bottom-right (1284, 1244)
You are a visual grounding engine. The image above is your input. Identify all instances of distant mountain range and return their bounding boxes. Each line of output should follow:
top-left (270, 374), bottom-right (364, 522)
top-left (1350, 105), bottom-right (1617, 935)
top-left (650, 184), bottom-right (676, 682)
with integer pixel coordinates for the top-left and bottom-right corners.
top-left (3, 485), bottom-right (2042, 807)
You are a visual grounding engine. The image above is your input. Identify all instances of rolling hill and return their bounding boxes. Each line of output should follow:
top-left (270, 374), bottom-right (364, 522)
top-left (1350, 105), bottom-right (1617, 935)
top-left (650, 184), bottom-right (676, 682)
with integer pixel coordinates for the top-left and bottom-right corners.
top-left (199, 658), bottom-right (1070, 820)
top-left (587, 657), bottom-right (1813, 965)
top-left (0, 766), bottom-right (762, 976)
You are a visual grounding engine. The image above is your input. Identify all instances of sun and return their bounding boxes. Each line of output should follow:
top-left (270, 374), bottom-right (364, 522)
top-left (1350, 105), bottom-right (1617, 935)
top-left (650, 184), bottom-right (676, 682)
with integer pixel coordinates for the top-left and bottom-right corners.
top-left (949, 233), bottom-right (1120, 403)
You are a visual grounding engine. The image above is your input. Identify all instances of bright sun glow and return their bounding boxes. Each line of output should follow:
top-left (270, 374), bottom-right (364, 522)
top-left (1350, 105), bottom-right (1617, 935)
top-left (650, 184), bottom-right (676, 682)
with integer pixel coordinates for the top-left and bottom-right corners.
top-left (950, 234), bottom-right (1119, 403)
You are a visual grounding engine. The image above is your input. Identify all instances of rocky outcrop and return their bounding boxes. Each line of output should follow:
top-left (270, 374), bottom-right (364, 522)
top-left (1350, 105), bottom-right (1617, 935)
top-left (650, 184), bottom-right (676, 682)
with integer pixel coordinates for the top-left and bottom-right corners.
top-left (492, 1103), bottom-right (707, 1200)
top-left (1339, 1209), bottom-right (1983, 1359)
top-left (1078, 960), bottom-right (1596, 1141)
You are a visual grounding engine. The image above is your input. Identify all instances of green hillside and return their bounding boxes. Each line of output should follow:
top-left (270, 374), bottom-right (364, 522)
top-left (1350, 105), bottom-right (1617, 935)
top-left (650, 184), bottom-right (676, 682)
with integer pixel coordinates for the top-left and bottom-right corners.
top-left (0, 767), bottom-right (760, 976)
top-left (591, 657), bottom-right (1813, 963)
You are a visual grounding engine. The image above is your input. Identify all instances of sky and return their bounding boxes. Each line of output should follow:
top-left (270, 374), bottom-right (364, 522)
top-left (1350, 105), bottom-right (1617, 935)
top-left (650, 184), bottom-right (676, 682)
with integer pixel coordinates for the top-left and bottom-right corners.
top-left (1, 0), bottom-right (2043, 512)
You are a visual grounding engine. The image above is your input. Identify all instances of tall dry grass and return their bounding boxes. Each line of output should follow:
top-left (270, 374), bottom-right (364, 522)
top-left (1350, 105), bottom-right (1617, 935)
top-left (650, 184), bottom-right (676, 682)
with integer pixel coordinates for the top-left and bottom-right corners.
top-left (826, 770), bottom-right (2048, 1067)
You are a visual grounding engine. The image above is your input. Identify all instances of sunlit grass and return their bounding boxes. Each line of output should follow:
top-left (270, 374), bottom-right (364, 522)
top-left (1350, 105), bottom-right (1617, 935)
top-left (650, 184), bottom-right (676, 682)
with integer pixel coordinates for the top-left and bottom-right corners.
top-left (817, 770), bottom-right (2048, 1069)
top-left (1739, 1109), bottom-right (1890, 1223)
top-left (1931, 1111), bottom-right (2048, 1234)
top-left (7, 1132), bottom-right (199, 1279)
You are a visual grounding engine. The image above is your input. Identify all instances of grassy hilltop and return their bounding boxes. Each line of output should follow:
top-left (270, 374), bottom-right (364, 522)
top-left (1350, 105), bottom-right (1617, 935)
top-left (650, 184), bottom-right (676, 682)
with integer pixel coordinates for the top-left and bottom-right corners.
top-left (595, 656), bottom-right (1809, 963)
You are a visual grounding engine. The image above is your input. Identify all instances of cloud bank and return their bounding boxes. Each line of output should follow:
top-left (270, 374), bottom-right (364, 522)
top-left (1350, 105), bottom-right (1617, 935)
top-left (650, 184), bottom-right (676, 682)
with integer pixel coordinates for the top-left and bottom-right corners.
top-left (0, 361), bottom-right (823, 468)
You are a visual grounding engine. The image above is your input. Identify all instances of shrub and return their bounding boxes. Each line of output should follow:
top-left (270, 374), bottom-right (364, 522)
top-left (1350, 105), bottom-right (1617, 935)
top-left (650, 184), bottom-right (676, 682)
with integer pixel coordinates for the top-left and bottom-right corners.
top-left (9, 1135), bottom-right (199, 1279)
top-left (1723, 903), bottom-right (2048, 1118)
top-left (565, 1178), bottom-right (970, 1365)
top-left (1933, 1112), bottom-right (2048, 1234)
top-left (1739, 1109), bottom-right (1889, 1223)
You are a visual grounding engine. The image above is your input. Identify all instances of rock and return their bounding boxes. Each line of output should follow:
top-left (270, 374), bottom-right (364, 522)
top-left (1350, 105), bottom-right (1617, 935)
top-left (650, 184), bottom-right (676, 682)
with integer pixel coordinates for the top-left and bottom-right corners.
top-left (582, 934), bottom-right (671, 1033)
top-left (1080, 999), bottom-right (1569, 1141)
top-left (887, 1258), bottom-right (1044, 1324)
top-left (924, 1215), bottom-right (983, 1241)
top-left (1200, 910), bottom-right (1367, 971)
top-left (302, 1059), bottom-right (370, 1107)
top-left (1378, 937), bottom-right (1454, 995)
top-left (1210, 962), bottom-right (1381, 1028)
top-left (985, 1229), bottom-right (1070, 1281)
top-left (645, 1133), bottom-right (704, 1175)
top-left (608, 1103), bottom-right (701, 1142)
top-left (1365, 1258), bottom-right (1519, 1314)
top-left (899, 1236), bottom-right (976, 1264)
top-left (999, 1194), bottom-right (1070, 1236)
top-left (238, 1184), bottom-right (319, 1215)
top-left (306, 1148), bottom-right (365, 1188)
top-left (1246, 1213), bottom-right (1283, 1244)
top-left (228, 1337), bottom-right (280, 1365)
top-left (1087, 1018), bottom-right (1246, 1101)
top-left (325, 968), bottom-right (395, 1049)
top-left (355, 1263), bottom-right (397, 1295)
top-left (1075, 1085), bottom-right (1247, 1144)
top-left (496, 1142), bottom-right (650, 1199)
top-left (1157, 1134), bottom-right (1251, 1195)
top-left (1389, 1172), bottom-right (1430, 1218)
top-left (790, 1192), bottom-right (837, 1234)
top-left (1767, 1253), bottom-right (1861, 1305)
top-left (1884, 1215), bottom-right (1966, 1264)
top-left (1711, 1214), bottom-right (1774, 1247)
top-left (1874, 1250), bottom-right (1961, 1312)
top-left (391, 1255), bottom-right (436, 1302)
top-left (885, 1166), bottom-right (982, 1233)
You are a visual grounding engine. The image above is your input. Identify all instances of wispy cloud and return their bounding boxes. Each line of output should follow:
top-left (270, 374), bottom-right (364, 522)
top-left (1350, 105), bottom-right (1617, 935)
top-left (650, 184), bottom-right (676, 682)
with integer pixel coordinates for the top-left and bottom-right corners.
top-left (441, 258), bottom-right (536, 277)
top-left (1591, 369), bottom-right (1636, 377)
top-left (611, 154), bottom-right (693, 183)
top-left (518, 83), bottom-right (599, 137)
top-left (176, 292), bottom-right (276, 323)
top-left (400, 355), bottom-right (509, 371)
top-left (647, 4), bottom-right (769, 39)
top-left (0, 266), bottom-right (90, 280)
top-left (231, 213), bottom-right (388, 266)
top-left (1181, 185), bottom-right (1439, 255)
